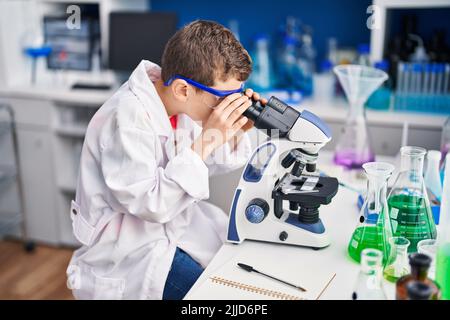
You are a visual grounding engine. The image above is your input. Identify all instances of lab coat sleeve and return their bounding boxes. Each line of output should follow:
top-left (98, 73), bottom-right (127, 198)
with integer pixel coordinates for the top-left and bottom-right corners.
top-left (206, 132), bottom-right (252, 176)
top-left (101, 126), bottom-right (209, 223)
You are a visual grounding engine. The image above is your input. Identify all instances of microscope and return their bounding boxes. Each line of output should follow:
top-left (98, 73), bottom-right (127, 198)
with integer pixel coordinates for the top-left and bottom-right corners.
top-left (227, 96), bottom-right (339, 249)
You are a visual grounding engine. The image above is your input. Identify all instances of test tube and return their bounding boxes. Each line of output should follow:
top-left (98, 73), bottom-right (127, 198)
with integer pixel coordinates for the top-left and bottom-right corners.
top-left (446, 64), bottom-right (450, 113)
top-left (437, 64), bottom-right (445, 113)
top-left (404, 63), bottom-right (411, 94)
top-left (430, 63), bottom-right (437, 95)
top-left (403, 63), bottom-right (411, 111)
top-left (397, 62), bottom-right (404, 94)
top-left (444, 63), bottom-right (450, 94)
top-left (395, 62), bottom-right (403, 110)
top-left (423, 63), bottom-right (431, 94)
top-left (436, 63), bottom-right (444, 94)
top-left (412, 63), bottom-right (422, 93)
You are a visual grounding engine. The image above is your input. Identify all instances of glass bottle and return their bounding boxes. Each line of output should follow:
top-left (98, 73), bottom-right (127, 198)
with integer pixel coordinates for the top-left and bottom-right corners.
top-left (383, 236), bottom-right (410, 282)
top-left (297, 25), bottom-right (315, 97)
top-left (356, 43), bottom-right (371, 66)
top-left (388, 146), bottom-right (437, 252)
top-left (396, 253), bottom-right (441, 300)
top-left (333, 65), bottom-right (388, 169)
top-left (352, 248), bottom-right (387, 300)
top-left (248, 34), bottom-right (272, 92)
top-left (406, 281), bottom-right (433, 300)
top-left (348, 162), bottom-right (394, 263)
top-left (436, 153), bottom-right (450, 300)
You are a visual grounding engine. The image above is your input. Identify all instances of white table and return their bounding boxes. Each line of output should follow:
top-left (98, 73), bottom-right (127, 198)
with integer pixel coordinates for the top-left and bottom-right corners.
top-left (185, 153), bottom-right (398, 300)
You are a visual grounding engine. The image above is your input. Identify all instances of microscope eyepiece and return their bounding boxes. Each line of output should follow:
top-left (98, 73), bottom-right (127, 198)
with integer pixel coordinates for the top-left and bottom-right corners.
top-left (242, 101), bottom-right (263, 121)
top-left (242, 96), bottom-right (300, 137)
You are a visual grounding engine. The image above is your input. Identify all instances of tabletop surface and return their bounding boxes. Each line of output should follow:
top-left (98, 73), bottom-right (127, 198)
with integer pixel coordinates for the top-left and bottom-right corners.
top-left (185, 152), bottom-right (399, 300)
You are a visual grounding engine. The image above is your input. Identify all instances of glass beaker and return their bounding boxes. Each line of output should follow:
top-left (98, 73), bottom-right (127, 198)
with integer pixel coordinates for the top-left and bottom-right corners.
top-left (348, 162), bottom-right (394, 263)
top-left (352, 248), bottom-right (387, 300)
top-left (333, 65), bottom-right (388, 169)
top-left (383, 236), bottom-right (410, 282)
top-left (388, 146), bottom-right (437, 253)
top-left (417, 239), bottom-right (437, 280)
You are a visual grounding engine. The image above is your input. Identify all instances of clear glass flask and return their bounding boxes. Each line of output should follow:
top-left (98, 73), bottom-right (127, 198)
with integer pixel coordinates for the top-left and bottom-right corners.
top-left (348, 162), bottom-right (394, 263)
top-left (424, 150), bottom-right (443, 201)
top-left (441, 117), bottom-right (450, 168)
top-left (417, 239), bottom-right (437, 280)
top-left (441, 117), bottom-right (450, 183)
top-left (333, 65), bottom-right (388, 169)
top-left (388, 146), bottom-right (437, 253)
top-left (352, 248), bottom-right (387, 300)
top-left (383, 236), bottom-right (410, 282)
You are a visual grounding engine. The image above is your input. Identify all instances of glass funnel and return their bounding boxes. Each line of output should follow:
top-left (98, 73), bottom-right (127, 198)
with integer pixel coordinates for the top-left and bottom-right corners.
top-left (348, 162), bottom-right (394, 263)
top-left (388, 146), bottom-right (437, 253)
top-left (383, 236), bottom-right (410, 282)
top-left (333, 65), bottom-right (388, 169)
top-left (352, 248), bottom-right (387, 300)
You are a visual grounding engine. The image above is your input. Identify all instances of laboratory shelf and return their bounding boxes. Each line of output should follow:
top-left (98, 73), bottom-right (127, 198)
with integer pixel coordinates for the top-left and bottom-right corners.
top-left (0, 85), bottom-right (114, 108)
top-left (1, 85), bottom-right (447, 129)
top-left (297, 97), bottom-right (447, 129)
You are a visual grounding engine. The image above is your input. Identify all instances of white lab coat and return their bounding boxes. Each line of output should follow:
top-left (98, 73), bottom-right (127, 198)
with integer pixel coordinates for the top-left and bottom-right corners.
top-left (66, 60), bottom-right (252, 300)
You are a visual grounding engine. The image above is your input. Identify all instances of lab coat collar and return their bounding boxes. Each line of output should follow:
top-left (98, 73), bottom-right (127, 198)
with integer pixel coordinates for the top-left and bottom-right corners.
top-left (128, 60), bottom-right (172, 137)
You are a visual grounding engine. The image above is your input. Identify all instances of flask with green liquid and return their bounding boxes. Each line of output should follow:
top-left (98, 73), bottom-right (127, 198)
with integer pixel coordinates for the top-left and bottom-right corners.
top-left (348, 162), bottom-right (394, 263)
top-left (388, 146), bottom-right (437, 252)
top-left (436, 153), bottom-right (450, 300)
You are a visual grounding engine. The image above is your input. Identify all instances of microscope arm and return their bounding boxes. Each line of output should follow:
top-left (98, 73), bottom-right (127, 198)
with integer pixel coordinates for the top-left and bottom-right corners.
top-left (244, 96), bottom-right (332, 155)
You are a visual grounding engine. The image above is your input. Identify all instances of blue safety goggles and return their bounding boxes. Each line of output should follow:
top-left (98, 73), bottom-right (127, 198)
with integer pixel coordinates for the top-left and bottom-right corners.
top-left (164, 75), bottom-right (244, 97)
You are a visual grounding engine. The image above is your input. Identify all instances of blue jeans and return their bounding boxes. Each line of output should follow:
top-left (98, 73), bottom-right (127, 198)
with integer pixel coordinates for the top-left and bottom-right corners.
top-left (162, 247), bottom-right (204, 300)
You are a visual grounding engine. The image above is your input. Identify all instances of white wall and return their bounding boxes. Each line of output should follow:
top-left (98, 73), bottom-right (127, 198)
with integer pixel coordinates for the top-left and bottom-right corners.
top-left (0, 0), bottom-right (37, 87)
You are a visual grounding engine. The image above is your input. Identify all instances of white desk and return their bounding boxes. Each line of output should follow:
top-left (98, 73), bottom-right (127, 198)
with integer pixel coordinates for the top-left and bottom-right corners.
top-left (186, 153), bottom-right (398, 300)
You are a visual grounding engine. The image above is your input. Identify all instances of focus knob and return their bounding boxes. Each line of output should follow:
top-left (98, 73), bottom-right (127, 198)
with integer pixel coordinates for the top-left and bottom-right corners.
top-left (245, 198), bottom-right (269, 224)
top-left (279, 231), bottom-right (288, 241)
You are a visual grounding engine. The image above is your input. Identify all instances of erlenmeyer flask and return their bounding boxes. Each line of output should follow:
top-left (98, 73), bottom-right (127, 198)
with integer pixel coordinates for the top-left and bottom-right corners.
top-left (333, 65), bottom-right (388, 169)
top-left (352, 248), bottom-right (387, 300)
top-left (388, 146), bottom-right (437, 253)
top-left (383, 236), bottom-right (410, 282)
top-left (348, 162), bottom-right (394, 263)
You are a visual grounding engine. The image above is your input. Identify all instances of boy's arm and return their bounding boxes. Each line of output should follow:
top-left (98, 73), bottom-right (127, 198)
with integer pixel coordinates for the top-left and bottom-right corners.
top-left (101, 125), bottom-right (209, 224)
top-left (205, 131), bottom-right (252, 176)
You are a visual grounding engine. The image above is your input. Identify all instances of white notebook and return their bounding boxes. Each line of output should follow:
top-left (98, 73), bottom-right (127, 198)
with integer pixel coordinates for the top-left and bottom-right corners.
top-left (187, 249), bottom-right (337, 300)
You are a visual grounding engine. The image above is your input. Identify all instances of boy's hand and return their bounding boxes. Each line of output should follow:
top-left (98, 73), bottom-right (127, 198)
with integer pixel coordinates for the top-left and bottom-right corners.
top-left (192, 93), bottom-right (252, 160)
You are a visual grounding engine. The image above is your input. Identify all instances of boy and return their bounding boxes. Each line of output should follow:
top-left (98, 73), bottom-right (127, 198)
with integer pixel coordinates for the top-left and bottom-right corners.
top-left (66, 20), bottom-right (266, 300)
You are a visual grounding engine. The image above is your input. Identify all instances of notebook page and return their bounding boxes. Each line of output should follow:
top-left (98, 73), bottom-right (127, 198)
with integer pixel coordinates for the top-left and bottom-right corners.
top-left (188, 248), bottom-right (336, 300)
